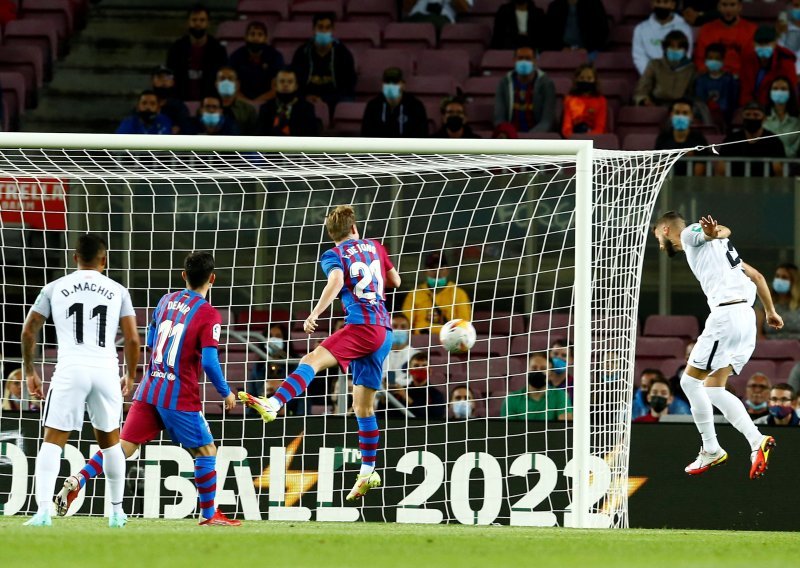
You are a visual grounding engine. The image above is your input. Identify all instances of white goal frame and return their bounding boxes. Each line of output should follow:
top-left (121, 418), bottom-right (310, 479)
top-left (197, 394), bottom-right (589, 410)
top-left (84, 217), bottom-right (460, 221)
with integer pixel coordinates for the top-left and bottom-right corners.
top-left (0, 133), bottom-right (594, 528)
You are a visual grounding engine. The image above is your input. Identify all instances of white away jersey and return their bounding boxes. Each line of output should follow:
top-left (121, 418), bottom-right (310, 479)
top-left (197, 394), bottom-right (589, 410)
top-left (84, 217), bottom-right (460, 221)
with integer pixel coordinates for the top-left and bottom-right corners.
top-left (681, 223), bottom-right (756, 309)
top-left (30, 270), bottom-right (135, 367)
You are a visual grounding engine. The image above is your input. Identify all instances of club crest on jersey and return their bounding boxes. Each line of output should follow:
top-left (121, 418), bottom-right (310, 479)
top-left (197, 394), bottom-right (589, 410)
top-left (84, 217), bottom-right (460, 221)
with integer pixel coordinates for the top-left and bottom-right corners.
top-left (212, 323), bottom-right (221, 341)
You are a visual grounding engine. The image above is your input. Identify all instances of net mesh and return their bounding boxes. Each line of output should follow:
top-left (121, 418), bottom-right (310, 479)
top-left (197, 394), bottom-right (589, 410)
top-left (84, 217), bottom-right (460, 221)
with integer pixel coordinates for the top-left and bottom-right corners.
top-left (0, 146), bottom-right (683, 527)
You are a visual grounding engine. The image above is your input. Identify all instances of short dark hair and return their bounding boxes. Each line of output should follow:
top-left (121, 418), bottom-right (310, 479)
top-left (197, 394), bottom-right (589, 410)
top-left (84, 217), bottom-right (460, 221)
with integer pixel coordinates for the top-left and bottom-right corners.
top-left (75, 233), bottom-right (107, 264)
top-left (139, 89), bottom-right (157, 101)
top-left (313, 11), bottom-right (336, 25)
top-left (440, 94), bottom-right (466, 115)
top-left (188, 3), bottom-right (209, 17)
top-left (772, 383), bottom-right (797, 399)
top-left (669, 97), bottom-right (694, 113)
top-left (640, 368), bottom-right (665, 379)
top-left (246, 21), bottom-right (267, 35)
top-left (648, 377), bottom-right (672, 395)
top-left (184, 251), bottom-right (215, 288)
top-left (276, 66), bottom-right (297, 78)
top-left (392, 313), bottom-right (410, 322)
top-left (410, 351), bottom-right (428, 364)
top-left (662, 30), bottom-right (689, 50)
top-left (655, 211), bottom-right (685, 225)
top-left (705, 42), bottom-right (726, 57)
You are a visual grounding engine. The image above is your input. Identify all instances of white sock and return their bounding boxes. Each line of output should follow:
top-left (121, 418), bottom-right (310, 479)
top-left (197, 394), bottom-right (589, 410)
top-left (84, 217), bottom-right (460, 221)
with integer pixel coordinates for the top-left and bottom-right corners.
top-left (35, 442), bottom-right (62, 515)
top-left (266, 397), bottom-right (282, 412)
top-left (101, 443), bottom-right (126, 515)
top-left (705, 386), bottom-right (764, 451)
top-left (359, 464), bottom-right (375, 476)
top-left (680, 374), bottom-right (721, 454)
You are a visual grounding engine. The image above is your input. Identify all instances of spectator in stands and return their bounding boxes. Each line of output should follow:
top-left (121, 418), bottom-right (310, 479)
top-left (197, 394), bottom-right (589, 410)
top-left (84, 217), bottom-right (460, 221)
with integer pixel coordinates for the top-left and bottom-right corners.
top-left (166, 4), bottom-right (228, 101)
top-left (432, 95), bottom-right (481, 139)
top-left (632, 0), bottom-right (693, 75)
top-left (715, 100), bottom-right (786, 177)
top-left (189, 94), bottom-right (239, 135)
top-left (547, 340), bottom-right (573, 401)
top-left (494, 47), bottom-right (556, 133)
top-left (151, 65), bottom-right (190, 134)
top-left (216, 66), bottom-right (258, 136)
top-left (257, 68), bottom-right (318, 137)
top-left (116, 91), bottom-right (173, 135)
top-left (291, 13), bottom-right (356, 117)
top-left (632, 368), bottom-right (691, 418)
top-left (634, 31), bottom-right (696, 107)
top-left (778, 0), bottom-right (800, 73)
top-left (694, 0), bottom-right (757, 76)
top-left (744, 372), bottom-right (772, 419)
top-left (2, 368), bottom-right (22, 411)
top-left (655, 98), bottom-right (710, 176)
top-left (449, 385), bottom-right (477, 420)
top-left (404, 0), bottom-right (472, 31)
top-left (544, 0), bottom-right (609, 55)
top-left (668, 340), bottom-right (695, 404)
top-left (763, 76), bottom-right (800, 158)
top-left (383, 313), bottom-right (420, 387)
top-left (561, 64), bottom-right (607, 138)
top-left (739, 25), bottom-right (798, 107)
top-left (682, 0), bottom-right (719, 26)
top-left (361, 67), bottom-right (429, 138)
top-left (229, 21), bottom-right (284, 105)
top-left (493, 123), bottom-right (519, 138)
top-left (694, 43), bottom-right (739, 128)
top-left (402, 251), bottom-right (472, 335)
top-left (756, 262), bottom-right (800, 339)
top-left (395, 352), bottom-right (446, 419)
top-left (501, 366), bottom-right (572, 421)
top-left (632, 377), bottom-right (677, 423)
top-left (490, 0), bottom-right (547, 51)
top-left (754, 383), bottom-right (800, 426)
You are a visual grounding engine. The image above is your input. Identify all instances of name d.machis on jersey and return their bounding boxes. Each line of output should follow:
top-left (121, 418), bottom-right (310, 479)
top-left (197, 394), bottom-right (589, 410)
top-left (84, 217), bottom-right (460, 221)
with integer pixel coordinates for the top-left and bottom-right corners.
top-left (56, 280), bottom-right (116, 300)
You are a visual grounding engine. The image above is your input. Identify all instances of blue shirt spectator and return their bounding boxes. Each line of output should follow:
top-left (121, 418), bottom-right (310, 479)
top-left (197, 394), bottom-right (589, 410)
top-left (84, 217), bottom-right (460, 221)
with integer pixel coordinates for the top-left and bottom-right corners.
top-left (188, 95), bottom-right (240, 135)
top-left (632, 368), bottom-right (690, 418)
top-left (116, 90), bottom-right (173, 135)
top-left (694, 43), bottom-right (739, 125)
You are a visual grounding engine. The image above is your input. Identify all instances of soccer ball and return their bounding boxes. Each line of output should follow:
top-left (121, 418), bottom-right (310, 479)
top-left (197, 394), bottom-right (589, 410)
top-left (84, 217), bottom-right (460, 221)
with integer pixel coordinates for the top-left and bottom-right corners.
top-left (439, 319), bottom-right (477, 354)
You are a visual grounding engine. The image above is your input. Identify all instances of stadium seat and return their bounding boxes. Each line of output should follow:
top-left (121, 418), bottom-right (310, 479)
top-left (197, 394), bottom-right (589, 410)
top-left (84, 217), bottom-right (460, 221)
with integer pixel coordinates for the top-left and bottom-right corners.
top-left (462, 0), bottom-right (506, 28)
top-left (216, 20), bottom-right (249, 45)
top-left (346, 0), bottom-right (395, 28)
top-left (518, 132), bottom-right (563, 139)
top-left (439, 23), bottom-right (491, 70)
top-left (237, 0), bottom-right (289, 28)
top-left (463, 75), bottom-right (499, 104)
top-left (643, 314), bottom-right (699, 340)
top-left (509, 333), bottom-right (553, 355)
top-left (290, 0), bottom-right (344, 22)
top-left (622, 0), bottom-right (651, 24)
top-left (777, 360), bottom-right (797, 381)
top-left (622, 133), bottom-right (658, 151)
top-left (741, 1), bottom-right (784, 24)
top-left (538, 50), bottom-right (589, 77)
top-left (635, 336), bottom-right (685, 359)
top-left (272, 21), bottom-right (312, 54)
top-left (416, 49), bottom-right (471, 83)
top-left (472, 311), bottom-right (525, 336)
top-left (354, 73), bottom-right (382, 101)
top-left (751, 339), bottom-right (800, 361)
top-left (21, 0), bottom-right (74, 41)
top-left (0, 71), bottom-right (27, 126)
top-left (659, 357), bottom-right (685, 378)
top-left (616, 105), bottom-right (669, 137)
top-left (383, 22), bottom-right (437, 51)
top-left (357, 48), bottom-right (416, 81)
top-left (608, 24), bottom-right (635, 52)
top-left (465, 100), bottom-right (494, 132)
top-left (331, 100), bottom-right (367, 136)
top-left (0, 45), bottom-right (46, 106)
top-left (601, 78), bottom-right (632, 104)
top-left (480, 49), bottom-right (514, 76)
top-left (593, 52), bottom-right (637, 82)
top-left (334, 22), bottom-right (381, 50)
top-left (233, 308), bottom-right (290, 333)
top-left (405, 75), bottom-right (458, 106)
top-left (569, 133), bottom-right (620, 150)
top-left (4, 19), bottom-right (58, 74)
top-left (728, 360), bottom-right (777, 395)
top-left (529, 312), bottom-right (572, 337)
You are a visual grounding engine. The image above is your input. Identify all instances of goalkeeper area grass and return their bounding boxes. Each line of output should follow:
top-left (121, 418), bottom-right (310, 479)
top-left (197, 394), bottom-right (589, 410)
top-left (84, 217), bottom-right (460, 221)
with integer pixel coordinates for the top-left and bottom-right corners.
top-left (1, 517), bottom-right (796, 568)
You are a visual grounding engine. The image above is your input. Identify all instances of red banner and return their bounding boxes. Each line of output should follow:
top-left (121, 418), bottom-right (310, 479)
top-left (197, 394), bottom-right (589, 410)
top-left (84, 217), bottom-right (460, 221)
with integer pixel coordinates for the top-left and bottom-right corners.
top-left (0, 177), bottom-right (68, 230)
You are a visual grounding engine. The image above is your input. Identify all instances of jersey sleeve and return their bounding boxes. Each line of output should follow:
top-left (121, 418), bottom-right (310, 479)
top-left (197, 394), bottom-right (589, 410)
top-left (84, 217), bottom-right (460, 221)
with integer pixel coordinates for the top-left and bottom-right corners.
top-left (320, 249), bottom-right (344, 277)
top-left (681, 223), bottom-right (707, 248)
top-left (119, 286), bottom-right (135, 318)
top-left (377, 240), bottom-right (395, 273)
top-left (29, 283), bottom-right (53, 318)
top-left (200, 306), bottom-right (222, 349)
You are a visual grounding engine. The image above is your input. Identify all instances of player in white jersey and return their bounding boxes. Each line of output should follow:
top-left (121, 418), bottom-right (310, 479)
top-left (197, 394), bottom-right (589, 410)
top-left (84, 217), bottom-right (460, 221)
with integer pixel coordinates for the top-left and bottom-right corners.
top-left (20, 234), bottom-right (140, 527)
top-left (653, 212), bottom-right (783, 479)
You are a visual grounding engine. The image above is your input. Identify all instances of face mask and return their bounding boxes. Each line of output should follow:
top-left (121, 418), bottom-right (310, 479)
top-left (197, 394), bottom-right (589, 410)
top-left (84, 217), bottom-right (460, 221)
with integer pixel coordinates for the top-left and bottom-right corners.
top-left (770, 89), bottom-right (790, 105)
top-left (276, 91), bottom-right (296, 103)
top-left (528, 371), bottom-right (547, 389)
top-left (773, 277), bottom-right (791, 294)
top-left (189, 27), bottom-right (206, 39)
top-left (409, 367), bottom-right (428, 384)
top-left (755, 45), bottom-right (774, 59)
top-left (791, 8), bottom-right (800, 20)
top-left (452, 399), bottom-right (472, 419)
top-left (743, 118), bottom-right (763, 134)
top-left (550, 356), bottom-right (567, 374)
top-left (649, 395), bottom-right (669, 412)
top-left (515, 60), bottom-right (535, 75)
top-left (392, 329), bottom-right (409, 346)
top-left (138, 110), bottom-right (156, 122)
top-left (246, 41), bottom-right (263, 53)
top-left (769, 405), bottom-right (794, 419)
top-left (382, 83), bottom-right (401, 100)
top-left (653, 7), bottom-right (672, 20)
top-left (217, 79), bottom-right (236, 97)
top-left (9, 392), bottom-right (20, 401)
top-left (666, 48), bottom-right (686, 63)
top-left (152, 86), bottom-right (173, 99)
top-left (746, 400), bottom-right (768, 411)
top-left (671, 114), bottom-right (691, 131)
top-left (445, 116), bottom-right (464, 132)
top-left (575, 81), bottom-right (595, 94)
top-left (705, 59), bottom-right (724, 73)
top-left (201, 112), bottom-right (221, 128)
top-left (267, 336), bottom-right (284, 355)
top-left (314, 31), bottom-right (333, 46)
top-left (426, 276), bottom-right (448, 288)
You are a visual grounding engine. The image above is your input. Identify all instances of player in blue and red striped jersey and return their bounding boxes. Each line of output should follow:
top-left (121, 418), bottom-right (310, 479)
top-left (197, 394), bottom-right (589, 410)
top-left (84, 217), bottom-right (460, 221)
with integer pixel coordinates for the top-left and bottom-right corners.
top-left (240, 205), bottom-right (402, 500)
top-left (54, 252), bottom-right (241, 526)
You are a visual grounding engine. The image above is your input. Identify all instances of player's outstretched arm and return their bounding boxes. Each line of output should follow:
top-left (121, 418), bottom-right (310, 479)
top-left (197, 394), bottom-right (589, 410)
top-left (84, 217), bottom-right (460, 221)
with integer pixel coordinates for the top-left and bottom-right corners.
top-left (743, 262), bottom-right (784, 330)
top-left (20, 311), bottom-right (46, 399)
top-left (699, 215), bottom-right (731, 240)
top-left (202, 346), bottom-right (235, 410)
top-left (305, 269), bottom-right (345, 334)
top-left (120, 315), bottom-right (141, 396)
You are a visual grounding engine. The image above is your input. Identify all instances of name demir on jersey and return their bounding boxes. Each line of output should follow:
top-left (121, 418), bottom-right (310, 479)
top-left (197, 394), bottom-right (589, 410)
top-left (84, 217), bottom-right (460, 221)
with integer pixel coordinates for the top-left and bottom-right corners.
top-left (59, 281), bottom-right (115, 300)
top-left (342, 242), bottom-right (377, 260)
top-left (167, 300), bottom-right (192, 315)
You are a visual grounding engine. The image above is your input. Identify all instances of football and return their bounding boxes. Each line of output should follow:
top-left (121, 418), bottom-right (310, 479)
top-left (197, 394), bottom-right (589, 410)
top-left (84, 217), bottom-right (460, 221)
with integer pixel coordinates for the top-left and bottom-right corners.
top-left (439, 319), bottom-right (477, 353)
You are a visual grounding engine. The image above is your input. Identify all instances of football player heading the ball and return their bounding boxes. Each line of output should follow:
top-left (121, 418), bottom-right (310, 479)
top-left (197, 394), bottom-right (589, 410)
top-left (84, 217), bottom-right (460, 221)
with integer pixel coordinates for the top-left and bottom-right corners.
top-left (402, 251), bottom-right (473, 335)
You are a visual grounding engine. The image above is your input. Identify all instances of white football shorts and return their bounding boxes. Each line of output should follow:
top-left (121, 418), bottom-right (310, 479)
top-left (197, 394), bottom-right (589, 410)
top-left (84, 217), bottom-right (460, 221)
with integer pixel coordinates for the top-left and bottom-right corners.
top-left (688, 303), bottom-right (756, 375)
top-left (43, 364), bottom-right (122, 432)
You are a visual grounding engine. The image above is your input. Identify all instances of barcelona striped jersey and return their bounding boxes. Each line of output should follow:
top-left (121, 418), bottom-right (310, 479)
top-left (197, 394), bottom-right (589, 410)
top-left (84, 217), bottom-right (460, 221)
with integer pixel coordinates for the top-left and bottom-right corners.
top-left (320, 238), bottom-right (393, 329)
top-left (134, 289), bottom-right (222, 411)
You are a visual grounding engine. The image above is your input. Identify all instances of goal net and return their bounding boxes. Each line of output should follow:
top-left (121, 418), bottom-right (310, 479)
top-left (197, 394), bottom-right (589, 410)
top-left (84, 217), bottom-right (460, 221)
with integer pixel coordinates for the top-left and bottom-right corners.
top-left (0, 136), bottom-right (683, 527)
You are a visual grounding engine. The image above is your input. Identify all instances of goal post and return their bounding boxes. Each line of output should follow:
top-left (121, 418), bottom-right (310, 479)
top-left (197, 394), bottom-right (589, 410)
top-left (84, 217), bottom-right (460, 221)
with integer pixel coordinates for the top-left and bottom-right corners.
top-left (0, 133), bottom-right (684, 528)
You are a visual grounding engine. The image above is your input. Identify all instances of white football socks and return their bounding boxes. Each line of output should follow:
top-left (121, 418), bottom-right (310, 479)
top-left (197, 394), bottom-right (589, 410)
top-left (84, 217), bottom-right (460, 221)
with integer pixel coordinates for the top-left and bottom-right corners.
top-left (359, 464), bottom-right (375, 476)
top-left (266, 397), bottom-right (282, 412)
top-left (35, 442), bottom-right (62, 514)
top-left (705, 386), bottom-right (764, 451)
top-left (101, 443), bottom-right (126, 515)
top-left (680, 374), bottom-right (721, 454)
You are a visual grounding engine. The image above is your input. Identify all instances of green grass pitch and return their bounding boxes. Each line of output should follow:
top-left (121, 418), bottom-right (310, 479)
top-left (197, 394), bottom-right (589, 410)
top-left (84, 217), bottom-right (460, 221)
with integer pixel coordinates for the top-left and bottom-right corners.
top-left (1, 517), bottom-right (796, 568)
